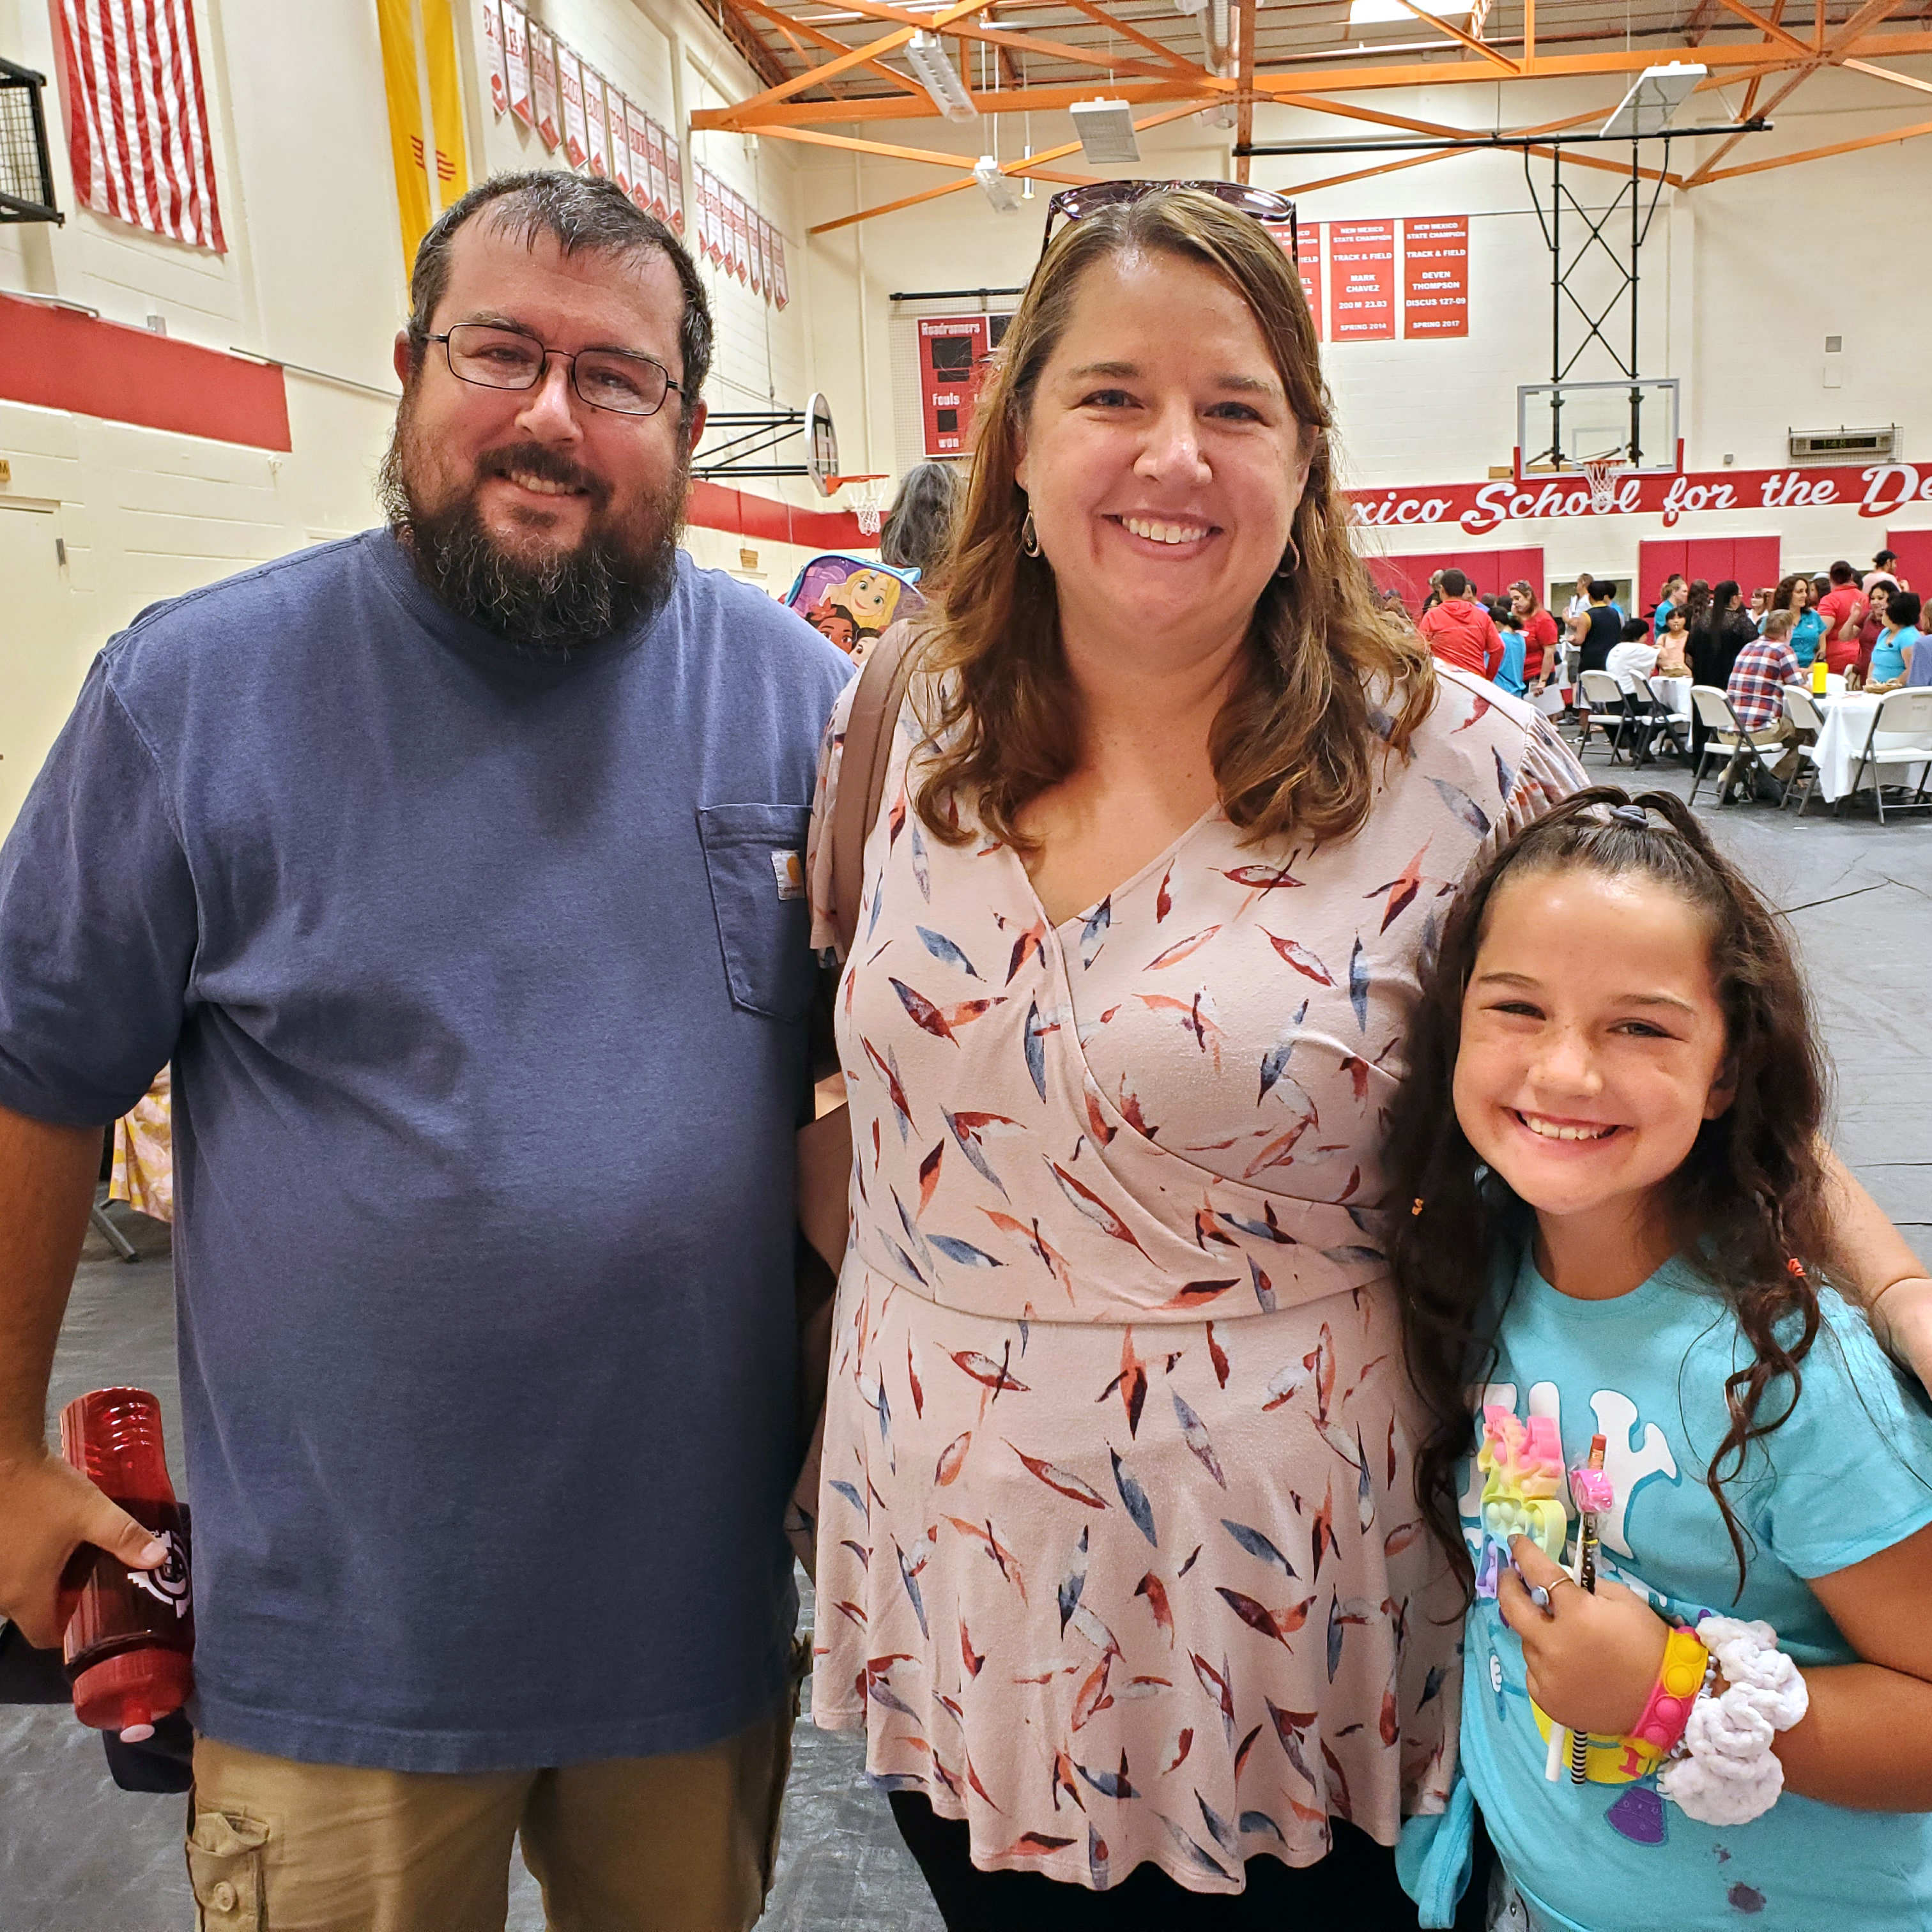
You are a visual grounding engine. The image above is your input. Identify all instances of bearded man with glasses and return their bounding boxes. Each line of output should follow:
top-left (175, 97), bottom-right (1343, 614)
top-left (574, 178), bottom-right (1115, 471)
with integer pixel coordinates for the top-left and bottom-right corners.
top-left (0, 172), bottom-right (848, 1930)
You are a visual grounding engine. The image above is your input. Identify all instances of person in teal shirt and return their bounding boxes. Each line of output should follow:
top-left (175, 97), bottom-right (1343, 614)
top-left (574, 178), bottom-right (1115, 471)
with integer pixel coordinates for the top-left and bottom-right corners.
top-left (1772, 572), bottom-right (1827, 668)
top-left (1868, 588), bottom-right (1924, 687)
top-left (1385, 788), bottom-right (1932, 1932)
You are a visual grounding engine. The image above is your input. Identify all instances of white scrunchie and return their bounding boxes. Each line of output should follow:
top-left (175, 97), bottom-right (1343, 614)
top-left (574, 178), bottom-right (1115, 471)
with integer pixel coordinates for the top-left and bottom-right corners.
top-left (1657, 1616), bottom-right (1809, 1827)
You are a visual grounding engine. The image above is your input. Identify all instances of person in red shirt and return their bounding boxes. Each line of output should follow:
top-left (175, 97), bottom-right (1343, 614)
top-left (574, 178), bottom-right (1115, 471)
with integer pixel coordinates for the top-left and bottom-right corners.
top-left (1853, 581), bottom-right (1891, 684)
top-left (1508, 581), bottom-right (1560, 687)
top-left (1418, 568), bottom-right (1505, 680)
top-left (1816, 559), bottom-right (1868, 673)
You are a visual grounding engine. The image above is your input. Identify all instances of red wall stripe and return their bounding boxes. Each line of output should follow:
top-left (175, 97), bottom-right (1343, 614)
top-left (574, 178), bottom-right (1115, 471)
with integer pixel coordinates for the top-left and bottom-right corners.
top-left (0, 293), bottom-right (290, 449)
top-left (687, 479), bottom-right (870, 553)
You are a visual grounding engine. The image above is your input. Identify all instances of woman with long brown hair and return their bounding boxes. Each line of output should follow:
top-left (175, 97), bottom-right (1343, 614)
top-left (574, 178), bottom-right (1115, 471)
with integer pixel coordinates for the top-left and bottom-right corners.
top-left (797, 185), bottom-right (1583, 1926)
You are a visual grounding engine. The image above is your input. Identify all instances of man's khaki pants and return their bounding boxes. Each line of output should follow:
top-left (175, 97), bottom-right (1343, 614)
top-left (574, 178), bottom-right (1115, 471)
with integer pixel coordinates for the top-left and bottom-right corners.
top-left (183, 1667), bottom-right (802, 1932)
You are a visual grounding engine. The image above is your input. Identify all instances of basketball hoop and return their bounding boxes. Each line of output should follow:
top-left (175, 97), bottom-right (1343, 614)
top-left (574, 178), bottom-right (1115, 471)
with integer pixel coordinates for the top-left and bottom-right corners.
top-left (828, 474), bottom-right (890, 539)
top-left (1579, 453), bottom-right (1630, 514)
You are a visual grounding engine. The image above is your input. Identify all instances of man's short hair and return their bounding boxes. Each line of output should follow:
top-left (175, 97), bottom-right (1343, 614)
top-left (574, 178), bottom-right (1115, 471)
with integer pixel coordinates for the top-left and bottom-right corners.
top-left (404, 171), bottom-right (712, 425)
top-left (1762, 609), bottom-right (1796, 639)
top-left (1439, 568), bottom-right (1468, 598)
top-left (1588, 579), bottom-right (1615, 602)
top-left (1828, 560), bottom-right (1855, 585)
top-left (1889, 590), bottom-right (1922, 629)
top-left (1620, 618), bottom-right (1650, 641)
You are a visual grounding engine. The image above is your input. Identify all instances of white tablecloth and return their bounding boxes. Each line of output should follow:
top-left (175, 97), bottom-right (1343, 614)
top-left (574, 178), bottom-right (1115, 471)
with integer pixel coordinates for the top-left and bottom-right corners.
top-left (1652, 676), bottom-right (1692, 719)
top-left (1808, 693), bottom-right (1930, 802)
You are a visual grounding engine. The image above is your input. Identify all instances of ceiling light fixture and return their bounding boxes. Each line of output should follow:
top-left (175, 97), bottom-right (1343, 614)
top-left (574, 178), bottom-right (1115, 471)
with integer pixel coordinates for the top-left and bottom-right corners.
top-left (1600, 61), bottom-right (1707, 137)
top-left (1070, 98), bottom-right (1142, 165)
top-left (974, 156), bottom-right (1022, 211)
top-left (905, 29), bottom-right (978, 123)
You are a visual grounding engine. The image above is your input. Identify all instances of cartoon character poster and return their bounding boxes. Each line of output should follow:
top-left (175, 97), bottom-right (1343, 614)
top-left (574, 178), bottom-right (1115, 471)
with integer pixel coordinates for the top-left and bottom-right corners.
top-left (785, 556), bottom-right (923, 656)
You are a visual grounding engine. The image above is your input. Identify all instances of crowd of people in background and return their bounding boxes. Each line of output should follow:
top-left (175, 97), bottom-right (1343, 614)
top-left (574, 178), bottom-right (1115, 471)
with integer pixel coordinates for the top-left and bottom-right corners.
top-left (1386, 547), bottom-right (1927, 700)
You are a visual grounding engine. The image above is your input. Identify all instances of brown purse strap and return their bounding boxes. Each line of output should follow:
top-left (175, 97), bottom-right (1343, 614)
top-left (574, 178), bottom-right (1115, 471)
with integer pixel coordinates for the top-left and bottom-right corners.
top-left (829, 619), bottom-right (923, 961)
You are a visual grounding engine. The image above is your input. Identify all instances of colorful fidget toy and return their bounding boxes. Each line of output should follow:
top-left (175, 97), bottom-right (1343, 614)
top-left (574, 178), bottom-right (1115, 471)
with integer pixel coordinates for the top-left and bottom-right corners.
top-left (1478, 1406), bottom-right (1570, 1564)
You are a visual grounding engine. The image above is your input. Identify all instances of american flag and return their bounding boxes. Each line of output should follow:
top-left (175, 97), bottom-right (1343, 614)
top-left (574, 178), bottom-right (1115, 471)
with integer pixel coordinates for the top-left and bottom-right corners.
top-left (57, 0), bottom-right (225, 252)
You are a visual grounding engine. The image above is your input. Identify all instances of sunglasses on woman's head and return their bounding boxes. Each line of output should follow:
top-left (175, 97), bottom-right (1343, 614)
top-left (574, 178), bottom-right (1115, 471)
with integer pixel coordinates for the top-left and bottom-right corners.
top-left (1039, 179), bottom-right (1298, 259)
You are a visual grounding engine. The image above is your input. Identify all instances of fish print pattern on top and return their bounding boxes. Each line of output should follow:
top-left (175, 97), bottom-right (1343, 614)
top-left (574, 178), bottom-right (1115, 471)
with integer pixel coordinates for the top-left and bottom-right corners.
top-left (804, 665), bottom-right (1584, 1892)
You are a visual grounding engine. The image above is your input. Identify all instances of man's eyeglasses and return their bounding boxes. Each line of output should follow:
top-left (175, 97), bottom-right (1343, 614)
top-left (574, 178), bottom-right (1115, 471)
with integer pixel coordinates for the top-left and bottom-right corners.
top-left (426, 323), bottom-right (684, 418)
top-left (1039, 180), bottom-right (1297, 259)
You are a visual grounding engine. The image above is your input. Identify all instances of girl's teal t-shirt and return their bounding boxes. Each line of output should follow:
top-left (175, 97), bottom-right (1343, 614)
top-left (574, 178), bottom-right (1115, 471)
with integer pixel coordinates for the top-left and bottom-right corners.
top-left (1457, 1246), bottom-right (1932, 1932)
top-left (1789, 609), bottom-right (1827, 666)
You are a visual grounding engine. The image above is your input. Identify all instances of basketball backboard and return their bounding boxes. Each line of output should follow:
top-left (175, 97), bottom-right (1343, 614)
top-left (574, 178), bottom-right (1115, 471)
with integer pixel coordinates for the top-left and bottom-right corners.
top-left (1515, 378), bottom-right (1681, 480)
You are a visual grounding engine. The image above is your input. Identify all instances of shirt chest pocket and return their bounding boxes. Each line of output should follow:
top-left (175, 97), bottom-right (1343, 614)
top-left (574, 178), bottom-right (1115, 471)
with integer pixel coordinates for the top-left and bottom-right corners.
top-left (697, 804), bottom-right (815, 1023)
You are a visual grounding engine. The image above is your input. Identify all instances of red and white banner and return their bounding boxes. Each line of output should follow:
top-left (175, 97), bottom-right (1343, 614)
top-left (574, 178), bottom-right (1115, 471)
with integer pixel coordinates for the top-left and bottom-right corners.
top-left (1292, 226), bottom-right (1323, 341)
top-left (1329, 220), bottom-right (1395, 342)
top-left (583, 68), bottom-right (609, 178)
top-left (609, 92), bottom-right (633, 196)
top-left (56, 0), bottom-right (226, 250)
top-left (557, 45), bottom-right (588, 168)
top-left (644, 118), bottom-right (669, 222)
top-left (749, 210), bottom-right (764, 298)
top-left (503, 3), bottom-right (532, 127)
top-left (1402, 217), bottom-right (1468, 339)
top-left (479, 0), bottom-right (509, 116)
top-left (704, 169), bottom-right (723, 263)
top-left (772, 231), bottom-right (788, 309)
top-left (1349, 462), bottom-right (1932, 535)
top-left (529, 23), bottom-right (558, 150)
top-left (625, 98), bottom-right (652, 213)
top-left (662, 128), bottom-right (684, 233)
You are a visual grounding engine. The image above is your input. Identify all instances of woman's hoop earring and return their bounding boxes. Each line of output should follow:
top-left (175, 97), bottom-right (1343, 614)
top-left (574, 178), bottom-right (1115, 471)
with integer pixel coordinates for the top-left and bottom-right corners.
top-left (1276, 534), bottom-right (1303, 579)
top-left (1021, 510), bottom-right (1042, 558)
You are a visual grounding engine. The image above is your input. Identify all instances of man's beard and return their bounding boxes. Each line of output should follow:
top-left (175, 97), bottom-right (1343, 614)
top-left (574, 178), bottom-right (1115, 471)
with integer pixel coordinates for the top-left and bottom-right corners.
top-left (379, 398), bottom-right (685, 654)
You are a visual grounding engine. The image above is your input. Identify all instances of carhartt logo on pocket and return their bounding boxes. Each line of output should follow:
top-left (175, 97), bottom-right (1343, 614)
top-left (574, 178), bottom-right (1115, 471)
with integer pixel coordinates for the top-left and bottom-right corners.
top-left (772, 850), bottom-right (804, 900)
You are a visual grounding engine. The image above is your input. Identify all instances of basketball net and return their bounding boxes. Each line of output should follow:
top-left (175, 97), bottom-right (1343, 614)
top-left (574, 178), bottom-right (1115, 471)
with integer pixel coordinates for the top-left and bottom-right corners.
top-left (1579, 454), bottom-right (1630, 514)
top-left (855, 480), bottom-right (885, 538)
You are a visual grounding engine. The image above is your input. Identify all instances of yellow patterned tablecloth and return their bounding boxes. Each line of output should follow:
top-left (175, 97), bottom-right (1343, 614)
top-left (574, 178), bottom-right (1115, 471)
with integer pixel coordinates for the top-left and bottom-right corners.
top-left (109, 1068), bottom-right (173, 1223)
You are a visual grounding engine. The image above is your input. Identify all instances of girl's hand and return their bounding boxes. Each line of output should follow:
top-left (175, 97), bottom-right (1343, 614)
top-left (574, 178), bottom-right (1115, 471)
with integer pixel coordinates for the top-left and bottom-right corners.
top-left (1499, 1535), bottom-right (1670, 1735)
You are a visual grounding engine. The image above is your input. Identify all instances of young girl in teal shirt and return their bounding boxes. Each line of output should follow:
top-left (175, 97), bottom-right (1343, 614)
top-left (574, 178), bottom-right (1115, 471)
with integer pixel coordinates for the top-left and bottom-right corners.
top-left (1386, 788), bottom-right (1932, 1931)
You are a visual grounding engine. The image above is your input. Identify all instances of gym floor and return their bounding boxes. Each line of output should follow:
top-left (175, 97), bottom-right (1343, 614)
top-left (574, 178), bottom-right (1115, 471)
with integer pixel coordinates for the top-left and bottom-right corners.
top-left (3, 762), bottom-right (1926, 1932)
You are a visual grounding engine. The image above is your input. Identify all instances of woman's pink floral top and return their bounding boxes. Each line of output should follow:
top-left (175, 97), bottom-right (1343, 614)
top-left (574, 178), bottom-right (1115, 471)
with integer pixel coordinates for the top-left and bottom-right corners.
top-left (803, 664), bottom-right (1583, 1892)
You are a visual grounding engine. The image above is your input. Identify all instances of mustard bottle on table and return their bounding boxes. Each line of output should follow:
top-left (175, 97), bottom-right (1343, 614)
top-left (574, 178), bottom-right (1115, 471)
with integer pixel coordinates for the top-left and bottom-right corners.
top-left (1812, 654), bottom-right (1828, 696)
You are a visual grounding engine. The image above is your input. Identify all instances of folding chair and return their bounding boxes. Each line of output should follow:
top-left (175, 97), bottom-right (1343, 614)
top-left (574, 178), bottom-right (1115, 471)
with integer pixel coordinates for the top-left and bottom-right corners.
top-left (1780, 686), bottom-right (1826, 816)
top-left (1576, 671), bottom-right (1632, 763)
top-left (1843, 689), bottom-right (1932, 824)
top-left (1687, 686), bottom-right (1773, 806)
top-left (1625, 675), bottom-right (1685, 764)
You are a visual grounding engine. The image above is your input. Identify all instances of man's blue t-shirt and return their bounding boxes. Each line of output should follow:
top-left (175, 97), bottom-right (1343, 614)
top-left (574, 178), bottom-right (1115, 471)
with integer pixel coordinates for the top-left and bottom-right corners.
top-left (1459, 1246), bottom-right (1932, 1931)
top-left (0, 530), bottom-right (850, 1772)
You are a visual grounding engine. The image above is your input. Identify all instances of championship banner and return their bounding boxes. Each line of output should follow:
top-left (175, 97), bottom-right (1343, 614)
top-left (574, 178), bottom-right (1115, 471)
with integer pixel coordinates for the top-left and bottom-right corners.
top-left (558, 44), bottom-right (588, 169)
top-left (624, 98), bottom-right (652, 212)
top-left (718, 184), bottom-right (735, 272)
top-left (699, 167), bottom-right (719, 261)
top-left (1330, 220), bottom-right (1395, 342)
top-left (530, 24), bottom-right (559, 150)
top-left (1402, 217), bottom-right (1468, 339)
top-left (730, 190), bottom-right (749, 281)
top-left (479, 0), bottom-right (508, 116)
top-left (502, 1), bottom-right (532, 127)
top-left (645, 118), bottom-right (669, 221)
top-left (584, 68), bottom-right (609, 178)
top-left (1293, 225), bottom-right (1323, 341)
top-left (772, 232), bottom-right (788, 309)
top-left (748, 210), bottom-right (763, 298)
top-left (610, 93), bottom-right (633, 196)
top-left (662, 128), bottom-right (684, 233)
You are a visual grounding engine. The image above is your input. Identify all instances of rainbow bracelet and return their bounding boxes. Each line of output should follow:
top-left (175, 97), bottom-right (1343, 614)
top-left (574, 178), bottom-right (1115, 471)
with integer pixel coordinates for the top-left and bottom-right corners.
top-left (1623, 1627), bottom-right (1713, 1767)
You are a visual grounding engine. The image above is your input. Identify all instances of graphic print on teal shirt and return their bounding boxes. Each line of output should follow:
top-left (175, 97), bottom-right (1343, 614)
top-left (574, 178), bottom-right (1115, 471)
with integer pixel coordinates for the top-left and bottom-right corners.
top-left (1457, 1245), bottom-right (1932, 1932)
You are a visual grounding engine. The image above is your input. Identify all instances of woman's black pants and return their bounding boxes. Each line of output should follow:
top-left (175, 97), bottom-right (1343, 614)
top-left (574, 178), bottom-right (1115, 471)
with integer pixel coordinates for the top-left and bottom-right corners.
top-left (887, 1791), bottom-right (1492, 1932)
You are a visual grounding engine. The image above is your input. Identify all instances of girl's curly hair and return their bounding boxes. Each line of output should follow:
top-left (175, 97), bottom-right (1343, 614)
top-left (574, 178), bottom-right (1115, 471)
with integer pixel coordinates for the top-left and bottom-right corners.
top-left (1383, 786), bottom-right (1831, 1598)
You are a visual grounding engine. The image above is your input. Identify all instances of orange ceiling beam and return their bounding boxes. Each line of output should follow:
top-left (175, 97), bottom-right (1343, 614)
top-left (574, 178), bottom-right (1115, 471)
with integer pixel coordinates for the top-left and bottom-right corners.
top-left (692, 31), bottom-right (1932, 128)
top-left (1696, 107), bottom-right (1932, 178)
top-left (755, 120), bottom-right (1093, 181)
top-left (1386, 0), bottom-right (1521, 73)
top-left (719, 0), bottom-right (994, 119)
top-left (807, 0), bottom-right (1195, 82)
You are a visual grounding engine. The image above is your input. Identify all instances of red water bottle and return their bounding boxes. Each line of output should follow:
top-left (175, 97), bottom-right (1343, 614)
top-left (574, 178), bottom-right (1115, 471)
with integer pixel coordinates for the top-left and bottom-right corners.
top-left (57, 1388), bottom-right (194, 1740)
